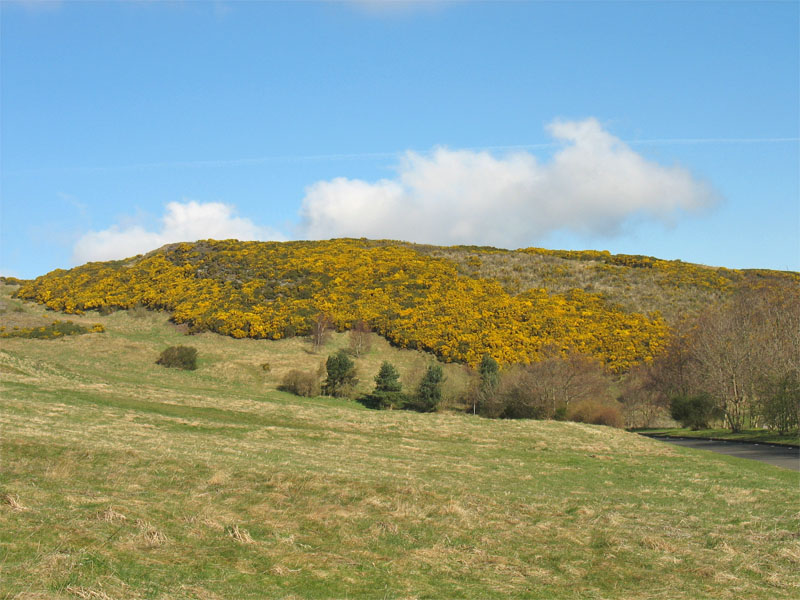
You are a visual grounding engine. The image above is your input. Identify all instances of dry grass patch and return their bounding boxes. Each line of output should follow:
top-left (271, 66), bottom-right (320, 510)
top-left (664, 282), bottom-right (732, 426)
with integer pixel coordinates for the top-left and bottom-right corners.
top-left (132, 519), bottom-right (168, 547)
top-left (98, 507), bottom-right (127, 523)
top-left (226, 524), bottom-right (255, 544)
top-left (2, 492), bottom-right (28, 511)
top-left (65, 586), bottom-right (115, 600)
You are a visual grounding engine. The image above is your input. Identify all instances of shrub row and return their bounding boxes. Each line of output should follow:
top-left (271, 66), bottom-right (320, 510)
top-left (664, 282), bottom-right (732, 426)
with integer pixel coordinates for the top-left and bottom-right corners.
top-left (0, 320), bottom-right (104, 339)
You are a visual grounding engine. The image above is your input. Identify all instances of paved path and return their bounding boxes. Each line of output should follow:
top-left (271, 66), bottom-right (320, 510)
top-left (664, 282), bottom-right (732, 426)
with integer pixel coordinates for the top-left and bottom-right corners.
top-left (644, 436), bottom-right (800, 471)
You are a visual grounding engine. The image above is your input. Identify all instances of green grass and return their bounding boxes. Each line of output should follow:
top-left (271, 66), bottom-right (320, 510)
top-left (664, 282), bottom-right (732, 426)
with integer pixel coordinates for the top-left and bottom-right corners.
top-left (635, 428), bottom-right (800, 447)
top-left (1, 286), bottom-right (799, 599)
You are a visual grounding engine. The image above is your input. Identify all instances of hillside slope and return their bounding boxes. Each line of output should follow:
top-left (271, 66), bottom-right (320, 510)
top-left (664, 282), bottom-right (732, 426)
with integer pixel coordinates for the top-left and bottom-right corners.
top-left (14, 239), bottom-right (797, 371)
top-left (418, 243), bottom-right (798, 322)
top-left (1, 290), bottom-right (798, 599)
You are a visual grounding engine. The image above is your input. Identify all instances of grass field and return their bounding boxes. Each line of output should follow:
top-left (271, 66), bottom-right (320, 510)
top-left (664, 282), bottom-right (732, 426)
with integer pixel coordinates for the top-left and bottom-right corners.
top-left (2, 285), bottom-right (799, 599)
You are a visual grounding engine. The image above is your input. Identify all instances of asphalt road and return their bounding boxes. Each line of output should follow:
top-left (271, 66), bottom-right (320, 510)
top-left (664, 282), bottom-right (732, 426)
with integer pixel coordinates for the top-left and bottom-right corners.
top-left (645, 436), bottom-right (800, 471)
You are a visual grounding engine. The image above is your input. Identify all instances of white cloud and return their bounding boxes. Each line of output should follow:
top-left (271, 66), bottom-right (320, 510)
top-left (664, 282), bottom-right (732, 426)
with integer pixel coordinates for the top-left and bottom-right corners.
top-left (298, 118), bottom-right (719, 248)
top-left (72, 201), bottom-right (283, 264)
top-left (70, 119), bottom-right (721, 266)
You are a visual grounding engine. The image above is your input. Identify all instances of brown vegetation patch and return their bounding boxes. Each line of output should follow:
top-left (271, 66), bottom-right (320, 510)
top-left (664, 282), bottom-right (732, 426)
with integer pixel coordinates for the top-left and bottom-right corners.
top-left (134, 520), bottom-right (167, 547)
top-left (227, 524), bottom-right (255, 544)
top-left (65, 586), bottom-right (114, 600)
top-left (2, 492), bottom-right (28, 511)
top-left (99, 507), bottom-right (127, 523)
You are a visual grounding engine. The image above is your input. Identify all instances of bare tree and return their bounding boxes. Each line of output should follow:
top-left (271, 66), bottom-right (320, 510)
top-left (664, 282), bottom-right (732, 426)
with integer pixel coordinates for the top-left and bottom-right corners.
top-left (619, 364), bottom-right (668, 428)
top-left (620, 325), bottom-right (698, 428)
top-left (689, 298), bottom-right (757, 432)
top-left (749, 285), bottom-right (800, 432)
top-left (310, 312), bottom-right (333, 352)
top-left (637, 285), bottom-right (800, 434)
top-left (483, 346), bottom-right (612, 419)
top-left (528, 346), bottom-right (612, 415)
top-left (686, 287), bottom-right (799, 433)
top-left (348, 319), bottom-right (372, 357)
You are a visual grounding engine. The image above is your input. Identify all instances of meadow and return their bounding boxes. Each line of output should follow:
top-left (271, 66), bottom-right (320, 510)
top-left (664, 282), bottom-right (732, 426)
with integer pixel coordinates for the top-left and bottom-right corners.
top-left (1, 285), bottom-right (798, 599)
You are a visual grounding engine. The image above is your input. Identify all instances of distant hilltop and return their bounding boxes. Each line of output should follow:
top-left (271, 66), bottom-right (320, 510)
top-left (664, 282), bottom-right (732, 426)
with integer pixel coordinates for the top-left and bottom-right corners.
top-left (13, 238), bottom-right (798, 371)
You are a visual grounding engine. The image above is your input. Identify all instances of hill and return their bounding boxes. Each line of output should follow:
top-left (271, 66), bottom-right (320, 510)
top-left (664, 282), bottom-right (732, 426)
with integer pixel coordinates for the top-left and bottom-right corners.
top-left (416, 243), bottom-right (798, 322)
top-left (1, 285), bottom-right (798, 599)
top-left (14, 238), bottom-right (797, 373)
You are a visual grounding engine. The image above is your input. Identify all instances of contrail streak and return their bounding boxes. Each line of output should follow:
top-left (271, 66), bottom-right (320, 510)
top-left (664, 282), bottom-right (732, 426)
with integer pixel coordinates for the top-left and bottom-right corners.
top-left (3, 137), bottom-right (798, 175)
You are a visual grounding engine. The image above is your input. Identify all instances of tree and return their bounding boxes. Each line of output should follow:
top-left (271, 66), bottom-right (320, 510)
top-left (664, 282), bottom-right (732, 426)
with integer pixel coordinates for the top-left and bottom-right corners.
top-left (522, 347), bottom-right (611, 418)
top-left (637, 286), bottom-right (800, 434)
top-left (348, 319), bottom-right (372, 357)
top-left (475, 354), bottom-right (499, 415)
top-left (323, 350), bottom-right (357, 397)
top-left (750, 285), bottom-right (800, 433)
top-left (689, 296), bottom-right (759, 432)
top-left (475, 348), bottom-right (612, 421)
top-left (618, 330), bottom-right (696, 428)
top-left (685, 289), bottom-right (795, 432)
top-left (618, 363), bottom-right (669, 428)
top-left (407, 364), bottom-right (444, 412)
top-left (757, 372), bottom-right (799, 434)
top-left (375, 361), bottom-right (402, 393)
top-left (493, 366), bottom-right (546, 419)
top-left (643, 325), bottom-right (697, 402)
top-left (360, 361), bottom-right (406, 409)
top-left (310, 312), bottom-right (333, 352)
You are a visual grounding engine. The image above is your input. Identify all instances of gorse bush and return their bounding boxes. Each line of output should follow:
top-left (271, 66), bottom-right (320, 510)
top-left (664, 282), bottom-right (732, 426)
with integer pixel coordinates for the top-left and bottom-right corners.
top-left (0, 276), bottom-right (28, 286)
top-left (156, 345), bottom-right (198, 370)
top-left (15, 239), bottom-right (675, 371)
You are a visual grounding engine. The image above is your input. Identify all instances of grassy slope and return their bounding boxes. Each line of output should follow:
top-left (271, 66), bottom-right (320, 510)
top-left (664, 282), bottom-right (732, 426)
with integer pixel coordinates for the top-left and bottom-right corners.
top-left (1, 288), bottom-right (799, 599)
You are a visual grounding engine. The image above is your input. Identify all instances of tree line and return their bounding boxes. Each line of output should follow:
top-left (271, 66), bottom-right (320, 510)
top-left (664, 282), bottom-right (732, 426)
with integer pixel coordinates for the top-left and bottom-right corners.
top-left (159, 280), bottom-right (797, 435)
top-left (277, 284), bottom-right (797, 434)
top-left (280, 349), bottom-right (445, 413)
top-left (621, 284), bottom-right (799, 433)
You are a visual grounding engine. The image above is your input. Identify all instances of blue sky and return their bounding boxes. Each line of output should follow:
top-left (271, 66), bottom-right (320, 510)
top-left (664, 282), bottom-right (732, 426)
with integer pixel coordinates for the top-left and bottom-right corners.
top-left (1, 0), bottom-right (798, 279)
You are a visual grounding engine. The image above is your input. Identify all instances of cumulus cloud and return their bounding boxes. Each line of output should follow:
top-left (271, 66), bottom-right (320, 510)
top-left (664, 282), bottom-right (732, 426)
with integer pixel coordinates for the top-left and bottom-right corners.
top-left (73, 201), bottom-right (283, 264)
top-left (298, 118), bottom-right (719, 248)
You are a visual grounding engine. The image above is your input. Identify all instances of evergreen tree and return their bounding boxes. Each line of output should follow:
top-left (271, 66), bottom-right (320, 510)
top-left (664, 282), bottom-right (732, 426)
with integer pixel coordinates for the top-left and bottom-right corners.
top-left (409, 364), bottom-right (444, 412)
top-left (359, 361), bottom-right (405, 409)
top-left (476, 354), bottom-right (500, 414)
top-left (375, 361), bottom-right (402, 393)
top-left (323, 350), bottom-right (357, 397)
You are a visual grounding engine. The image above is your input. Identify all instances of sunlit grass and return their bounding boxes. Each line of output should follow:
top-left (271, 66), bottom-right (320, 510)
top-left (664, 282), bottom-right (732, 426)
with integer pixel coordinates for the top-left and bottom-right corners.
top-left (1, 287), bottom-right (798, 599)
